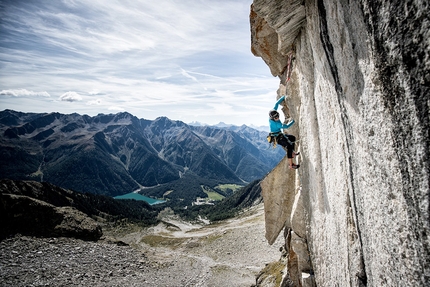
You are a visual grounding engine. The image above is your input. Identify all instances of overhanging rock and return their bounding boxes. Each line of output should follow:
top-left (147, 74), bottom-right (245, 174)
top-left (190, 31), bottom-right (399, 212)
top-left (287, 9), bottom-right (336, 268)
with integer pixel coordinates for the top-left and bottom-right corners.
top-left (250, 0), bottom-right (306, 76)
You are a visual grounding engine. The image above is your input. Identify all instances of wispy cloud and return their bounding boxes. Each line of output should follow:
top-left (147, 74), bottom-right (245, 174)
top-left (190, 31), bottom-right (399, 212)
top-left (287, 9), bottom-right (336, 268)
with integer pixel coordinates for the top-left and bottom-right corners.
top-left (0, 0), bottom-right (279, 126)
top-left (181, 69), bottom-right (198, 82)
top-left (0, 89), bottom-right (50, 97)
top-left (87, 99), bottom-right (102, 106)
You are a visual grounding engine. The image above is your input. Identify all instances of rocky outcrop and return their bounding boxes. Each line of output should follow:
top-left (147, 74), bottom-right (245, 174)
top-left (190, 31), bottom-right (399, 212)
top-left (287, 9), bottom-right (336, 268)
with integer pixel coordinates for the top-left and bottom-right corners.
top-left (0, 180), bottom-right (105, 241)
top-left (251, 0), bottom-right (306, 78)
top-left (252, 0), bottom-right (429, 286)
top-left (0, 193), bottom-right (102, 241)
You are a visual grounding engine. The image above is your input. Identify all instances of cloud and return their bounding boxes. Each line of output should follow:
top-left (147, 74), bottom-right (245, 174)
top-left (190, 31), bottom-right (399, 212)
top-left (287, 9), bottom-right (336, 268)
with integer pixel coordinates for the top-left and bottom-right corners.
top-left (208, 102), bottom-right (235, 115)
top-left (181, 69), bottom-right (198, 82)
top-left (89, 89), bottom-right (103, 95)
top-left (59, 91), bottom-right (82, 102)
top-left (108, 106), bottom-right (125, 112)
top-left (0, 89), bottom-right (50, 97)
top-left (87, 99), bottom-right (102, 105)
top-left (0, 0), bottom-right (280, 126)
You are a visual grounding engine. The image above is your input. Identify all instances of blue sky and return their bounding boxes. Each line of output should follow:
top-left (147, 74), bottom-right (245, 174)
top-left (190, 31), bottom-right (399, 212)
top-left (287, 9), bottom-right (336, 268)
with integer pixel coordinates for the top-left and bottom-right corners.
top-left (0, 0), bottom-right (279, 126)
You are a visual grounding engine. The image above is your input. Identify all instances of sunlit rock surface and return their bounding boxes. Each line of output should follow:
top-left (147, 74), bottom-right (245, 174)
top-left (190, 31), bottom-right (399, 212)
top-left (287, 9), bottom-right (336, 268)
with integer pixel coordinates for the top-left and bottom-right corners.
top-left (252, 0), bottom-right (429, 286)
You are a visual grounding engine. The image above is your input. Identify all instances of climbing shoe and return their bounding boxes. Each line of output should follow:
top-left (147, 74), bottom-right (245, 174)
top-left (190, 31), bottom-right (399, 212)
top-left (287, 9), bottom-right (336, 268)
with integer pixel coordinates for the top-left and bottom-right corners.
top-left (290, 163), bottom-right (300, 169)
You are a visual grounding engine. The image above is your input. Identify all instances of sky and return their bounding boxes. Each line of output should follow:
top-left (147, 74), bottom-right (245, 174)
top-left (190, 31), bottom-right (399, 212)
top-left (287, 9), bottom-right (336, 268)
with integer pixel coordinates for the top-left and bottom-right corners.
top-left (0, 0), bottom-right (279, 127)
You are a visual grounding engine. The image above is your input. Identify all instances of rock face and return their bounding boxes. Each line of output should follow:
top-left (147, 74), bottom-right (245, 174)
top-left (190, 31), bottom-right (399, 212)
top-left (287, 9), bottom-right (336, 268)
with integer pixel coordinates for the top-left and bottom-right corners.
top-left (252, 0), bottom-right (429, 286)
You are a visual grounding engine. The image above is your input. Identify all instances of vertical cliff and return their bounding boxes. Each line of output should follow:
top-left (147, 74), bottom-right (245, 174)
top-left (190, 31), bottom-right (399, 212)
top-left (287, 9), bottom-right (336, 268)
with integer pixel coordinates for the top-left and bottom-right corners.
top-left (251, 0), bottom-right (429, 286)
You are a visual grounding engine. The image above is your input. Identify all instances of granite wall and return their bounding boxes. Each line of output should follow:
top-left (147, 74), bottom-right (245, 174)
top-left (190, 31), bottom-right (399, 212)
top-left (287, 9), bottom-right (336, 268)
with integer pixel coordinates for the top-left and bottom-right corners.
top-left (251, 0), bottom-right (429, 286)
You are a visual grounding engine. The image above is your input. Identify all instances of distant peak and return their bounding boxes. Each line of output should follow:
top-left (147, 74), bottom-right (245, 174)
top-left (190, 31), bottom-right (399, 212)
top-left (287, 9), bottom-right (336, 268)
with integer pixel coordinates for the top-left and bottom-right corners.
top-left (188, 121), bottom-right (204, 126)
top-left (213, 122), bottom-right (233, 128)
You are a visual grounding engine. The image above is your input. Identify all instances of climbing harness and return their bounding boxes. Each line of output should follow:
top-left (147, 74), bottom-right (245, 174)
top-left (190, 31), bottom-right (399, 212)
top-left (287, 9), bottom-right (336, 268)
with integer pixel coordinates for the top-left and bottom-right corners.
top-left (266, 132), bottom-right (278, 148)
top-left (267, 132), bottom-right (296, 149)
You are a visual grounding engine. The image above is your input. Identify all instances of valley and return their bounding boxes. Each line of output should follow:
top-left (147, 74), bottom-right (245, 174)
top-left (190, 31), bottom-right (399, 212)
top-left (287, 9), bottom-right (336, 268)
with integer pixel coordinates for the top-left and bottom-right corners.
top-left (0, 204), bottom-right (284, 287)
top-left (0, 106), bottom-right (279, 285)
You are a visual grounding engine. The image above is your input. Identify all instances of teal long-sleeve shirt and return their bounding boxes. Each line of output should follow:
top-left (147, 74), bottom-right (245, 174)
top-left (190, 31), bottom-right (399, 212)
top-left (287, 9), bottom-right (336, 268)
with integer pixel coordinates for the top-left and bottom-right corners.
top-left (269, 95), bottom-right (294, 133)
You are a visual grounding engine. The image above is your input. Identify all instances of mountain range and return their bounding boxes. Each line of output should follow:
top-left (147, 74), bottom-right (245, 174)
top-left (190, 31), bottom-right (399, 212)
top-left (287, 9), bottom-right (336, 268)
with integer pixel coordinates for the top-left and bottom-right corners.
top-left (0, 109), bottom-right (283, 199)
top-left (189, 121), bottom-right (269, 132)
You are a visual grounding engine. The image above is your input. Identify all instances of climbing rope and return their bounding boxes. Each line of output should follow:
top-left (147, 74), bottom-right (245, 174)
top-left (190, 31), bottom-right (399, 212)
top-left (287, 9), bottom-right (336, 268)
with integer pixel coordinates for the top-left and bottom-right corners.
top-left (285, 50), bottom-right (294, 83)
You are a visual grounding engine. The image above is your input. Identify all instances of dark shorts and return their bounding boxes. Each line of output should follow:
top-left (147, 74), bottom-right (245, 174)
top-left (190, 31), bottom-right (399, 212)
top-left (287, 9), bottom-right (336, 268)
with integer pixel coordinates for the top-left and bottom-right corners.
top-left (276, 134), bottom-right (296, 158)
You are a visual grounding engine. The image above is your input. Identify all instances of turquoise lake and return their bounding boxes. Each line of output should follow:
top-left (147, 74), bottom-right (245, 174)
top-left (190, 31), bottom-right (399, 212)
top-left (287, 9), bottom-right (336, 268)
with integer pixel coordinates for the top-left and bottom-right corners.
top-left (114, 192), bottom-right (165, 205)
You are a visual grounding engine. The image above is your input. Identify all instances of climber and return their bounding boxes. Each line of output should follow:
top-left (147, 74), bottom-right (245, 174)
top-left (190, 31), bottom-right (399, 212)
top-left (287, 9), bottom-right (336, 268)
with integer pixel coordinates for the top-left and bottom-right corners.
top-left (268, 95), bottom-right (300, 169)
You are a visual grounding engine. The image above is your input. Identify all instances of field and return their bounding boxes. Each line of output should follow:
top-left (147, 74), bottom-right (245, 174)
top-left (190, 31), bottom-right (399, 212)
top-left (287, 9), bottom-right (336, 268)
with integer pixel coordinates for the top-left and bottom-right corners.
top-left (215, 184), bottom-right (243, 193)
top-left (201, 185), bottom-right (224, 201)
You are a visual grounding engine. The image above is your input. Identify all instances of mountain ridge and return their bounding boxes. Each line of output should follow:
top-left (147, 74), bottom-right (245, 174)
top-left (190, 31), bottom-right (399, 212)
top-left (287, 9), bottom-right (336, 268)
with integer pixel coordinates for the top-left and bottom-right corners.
top-left (0, 109), bottom-right (283, 200)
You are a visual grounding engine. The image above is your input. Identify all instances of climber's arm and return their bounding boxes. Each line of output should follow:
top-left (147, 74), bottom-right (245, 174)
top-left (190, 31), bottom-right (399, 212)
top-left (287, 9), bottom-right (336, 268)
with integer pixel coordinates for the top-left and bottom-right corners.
top-left (272, 95), bottom-right (294, 131)
top-left (273, 95), bottom-right (286, 110)
top-left (281, 119), bottom-right (295, 130)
